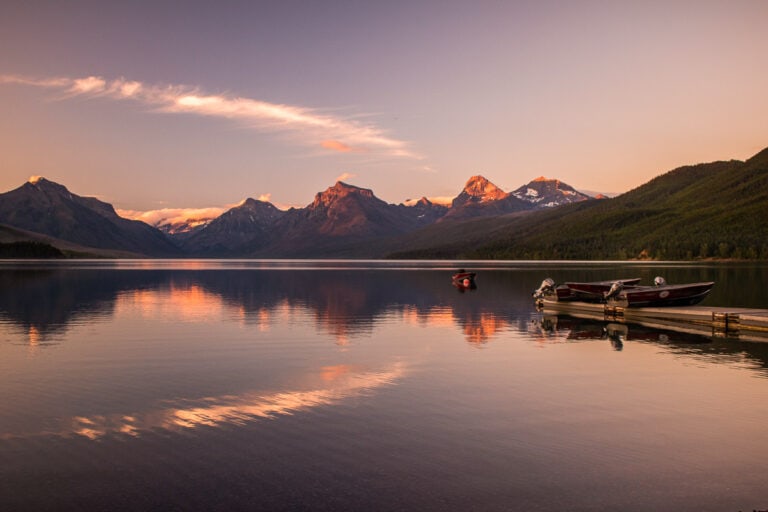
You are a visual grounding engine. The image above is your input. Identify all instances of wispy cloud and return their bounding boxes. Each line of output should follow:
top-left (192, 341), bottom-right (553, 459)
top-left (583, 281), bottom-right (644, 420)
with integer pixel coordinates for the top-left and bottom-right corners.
top-left (1, 73), bottom-right (418, 159)
top-left (335, 172), bottom-right (357, 183)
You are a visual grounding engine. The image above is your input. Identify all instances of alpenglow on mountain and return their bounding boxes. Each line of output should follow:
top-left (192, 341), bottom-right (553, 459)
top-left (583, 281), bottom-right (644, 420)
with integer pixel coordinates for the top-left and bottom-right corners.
top-left (0, 174), bottom-right (594, 258)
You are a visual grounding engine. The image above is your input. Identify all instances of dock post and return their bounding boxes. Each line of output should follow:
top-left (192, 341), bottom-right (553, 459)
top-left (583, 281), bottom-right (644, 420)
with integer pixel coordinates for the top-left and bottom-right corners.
top-left (712, 312), bottom-right (740, 336)
top-left (604, 304), bottom-right (624, 320)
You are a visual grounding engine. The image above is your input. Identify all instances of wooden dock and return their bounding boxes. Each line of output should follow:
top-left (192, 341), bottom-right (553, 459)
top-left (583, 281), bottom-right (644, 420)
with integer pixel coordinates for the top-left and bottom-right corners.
top-left (538, 299), bottom-right (768, 343)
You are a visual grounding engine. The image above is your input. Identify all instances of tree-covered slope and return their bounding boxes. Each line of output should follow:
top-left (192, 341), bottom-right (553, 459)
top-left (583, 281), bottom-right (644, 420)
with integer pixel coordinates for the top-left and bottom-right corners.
top-left (389, 147), bottom-right (768, 260)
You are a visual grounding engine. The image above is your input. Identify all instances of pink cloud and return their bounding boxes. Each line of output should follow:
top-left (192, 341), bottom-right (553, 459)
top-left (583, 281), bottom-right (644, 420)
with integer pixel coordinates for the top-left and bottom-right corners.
top-left (118, 206), bottom-right (226, 229)
top-left (321, 140), bottom-right (354, 153)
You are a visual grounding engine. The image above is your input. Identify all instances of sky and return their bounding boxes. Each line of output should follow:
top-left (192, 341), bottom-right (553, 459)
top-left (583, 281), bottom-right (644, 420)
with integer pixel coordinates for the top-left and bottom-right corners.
top-left (1, 0), bottom-right (767, 221)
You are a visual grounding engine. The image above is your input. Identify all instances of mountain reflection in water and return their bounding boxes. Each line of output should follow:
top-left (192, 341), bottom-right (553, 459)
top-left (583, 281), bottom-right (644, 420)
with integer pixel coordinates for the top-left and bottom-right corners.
top-left (0, 267), bottom-right (519, 347)
top-left (2, 263), bottom-right (767, 368)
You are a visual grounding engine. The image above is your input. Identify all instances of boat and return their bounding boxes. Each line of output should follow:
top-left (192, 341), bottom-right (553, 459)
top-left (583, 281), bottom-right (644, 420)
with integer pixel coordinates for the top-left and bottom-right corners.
top-left (534, 276), bottom-right (713, 308)
top-left (452, 270), bottom-right (477, 290)
top-left (605, 278), bottom-right (714, 308)
top-left (533, 277), bottom-right (641, 302)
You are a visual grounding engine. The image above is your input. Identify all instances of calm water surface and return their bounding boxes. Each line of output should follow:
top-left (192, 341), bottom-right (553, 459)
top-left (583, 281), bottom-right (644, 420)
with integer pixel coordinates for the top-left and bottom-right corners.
top-left (1, 260), bottom-right (767, 511)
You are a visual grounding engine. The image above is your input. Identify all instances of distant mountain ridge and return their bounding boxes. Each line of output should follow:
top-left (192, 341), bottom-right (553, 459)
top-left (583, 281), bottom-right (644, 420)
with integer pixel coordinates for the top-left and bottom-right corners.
top-left (4, 147), bottom-right (764, 260)
top-left (180, 198), bottom-right (285, 256)
top-left (256, 181), bottom-right (433, 257)
top-left (0, 177), bottom-right (181, 257)
top-left (173, 176), bottom-right (590, 257)
top-left (0, 171), bottom-right (649, 258)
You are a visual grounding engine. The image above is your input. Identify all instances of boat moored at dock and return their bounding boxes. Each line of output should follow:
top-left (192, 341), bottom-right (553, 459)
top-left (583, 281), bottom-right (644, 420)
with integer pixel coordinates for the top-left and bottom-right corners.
top-left (605, 280), bottom-right (715, 308)
top-left (535, 276), bottom-right (713, 308)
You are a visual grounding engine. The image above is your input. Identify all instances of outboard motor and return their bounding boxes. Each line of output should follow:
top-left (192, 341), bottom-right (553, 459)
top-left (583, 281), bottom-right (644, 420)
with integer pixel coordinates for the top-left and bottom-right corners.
top-left (653, 276), bottom-right (667, 286)
top-left (533, 278), bottom-right (555, 299)
top-left (604, 281), bottom-right (624, 300)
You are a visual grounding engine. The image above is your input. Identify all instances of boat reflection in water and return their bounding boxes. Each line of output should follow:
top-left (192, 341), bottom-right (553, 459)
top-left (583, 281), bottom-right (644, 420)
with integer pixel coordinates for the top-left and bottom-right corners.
top-left (534, 315), bottom-right (715, 351)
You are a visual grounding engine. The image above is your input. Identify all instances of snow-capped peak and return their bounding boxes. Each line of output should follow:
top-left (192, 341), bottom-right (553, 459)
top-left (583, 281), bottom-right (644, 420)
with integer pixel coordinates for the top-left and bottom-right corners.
top-left (511, 177), bottom-right (590, 208)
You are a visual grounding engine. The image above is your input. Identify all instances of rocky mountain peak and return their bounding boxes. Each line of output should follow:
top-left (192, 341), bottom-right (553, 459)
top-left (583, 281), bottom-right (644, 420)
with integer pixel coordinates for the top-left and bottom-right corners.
top-left (230, 197), bottom-right (284, 220)
top-left (453, 176), bottom-right (509, 207)
top-left (311, 181), bottom-right (375, 209)
top-left (24, 175), bottom-right (69, 195)
top-left (19, 175), bottom-right (120, 218)
top-left (463, 175), bottom-right (508, 198)
top-left (0, 177), bottom-right (180, 256)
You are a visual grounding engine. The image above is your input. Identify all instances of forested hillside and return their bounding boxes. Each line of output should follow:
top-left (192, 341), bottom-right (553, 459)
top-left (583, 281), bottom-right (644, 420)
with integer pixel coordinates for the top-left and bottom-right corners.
top-left (389, 147), bottom-right (768, 260)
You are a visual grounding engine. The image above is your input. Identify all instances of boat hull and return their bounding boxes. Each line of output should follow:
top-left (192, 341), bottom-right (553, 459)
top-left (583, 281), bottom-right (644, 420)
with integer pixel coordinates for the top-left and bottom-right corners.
top-left (610, 282), bottom-right (714, 308)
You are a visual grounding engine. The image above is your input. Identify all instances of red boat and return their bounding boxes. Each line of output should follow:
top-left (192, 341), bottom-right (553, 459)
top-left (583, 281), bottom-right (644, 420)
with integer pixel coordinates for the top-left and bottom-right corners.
top-left (452, 270), bottom-right (477, 290)
top-left (606, 281), bottom-right (714, 308)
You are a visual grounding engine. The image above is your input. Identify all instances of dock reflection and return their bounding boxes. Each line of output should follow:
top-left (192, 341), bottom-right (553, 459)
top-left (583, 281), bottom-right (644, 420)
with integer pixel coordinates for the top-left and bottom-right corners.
top-left (534, 315), bottom-right (714, 348)
top-left (532, 313), bottom-right (768, 377)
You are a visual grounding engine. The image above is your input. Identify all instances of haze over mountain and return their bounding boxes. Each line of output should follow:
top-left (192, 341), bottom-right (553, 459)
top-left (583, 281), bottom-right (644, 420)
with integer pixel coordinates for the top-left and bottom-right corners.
top-left (123, 207), bottom-right (225, 236)
top-left (2, 147), bottom-right (765, 260)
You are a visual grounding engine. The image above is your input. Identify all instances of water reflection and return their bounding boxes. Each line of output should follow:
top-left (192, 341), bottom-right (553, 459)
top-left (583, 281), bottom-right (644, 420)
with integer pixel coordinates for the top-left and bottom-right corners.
top-left (532, 314), bottom-right (768, 377)
top-left (3, 263), bottom-right (768, 511)
top-left (534, 315), bottom-right (714, 348)
top-left (0, 267), bottom-right (521, 347)
top-left (2, 263), bottom-right (767, 362)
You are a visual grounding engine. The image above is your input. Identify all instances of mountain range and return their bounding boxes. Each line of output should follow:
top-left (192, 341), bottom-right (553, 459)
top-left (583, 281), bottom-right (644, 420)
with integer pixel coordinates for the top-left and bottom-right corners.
top-left (0, 173), bottom-right (592, 258)
top-left (1, 146), bottom-right (766, 260)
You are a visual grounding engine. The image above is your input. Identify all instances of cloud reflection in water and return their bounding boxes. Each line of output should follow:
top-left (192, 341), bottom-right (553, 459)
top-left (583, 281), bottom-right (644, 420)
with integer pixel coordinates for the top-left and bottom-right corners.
top-left (7, 362), bottom-right (406, 441)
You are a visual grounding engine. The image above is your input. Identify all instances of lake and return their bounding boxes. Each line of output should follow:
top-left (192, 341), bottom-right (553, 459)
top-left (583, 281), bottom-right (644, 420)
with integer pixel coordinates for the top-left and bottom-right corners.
top-left (1, 260), bottom-right (767, 511)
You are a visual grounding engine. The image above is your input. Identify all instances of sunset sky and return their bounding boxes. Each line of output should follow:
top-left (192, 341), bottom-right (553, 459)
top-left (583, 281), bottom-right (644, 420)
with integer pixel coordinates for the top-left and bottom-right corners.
top-left (1, 1), bottom-right (767, 217)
